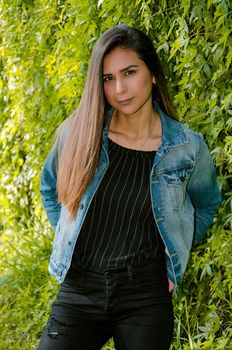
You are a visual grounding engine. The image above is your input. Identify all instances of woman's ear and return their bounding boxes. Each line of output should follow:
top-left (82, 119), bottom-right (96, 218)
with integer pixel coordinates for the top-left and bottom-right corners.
top-left (152, 76), bottom-right (156, 85)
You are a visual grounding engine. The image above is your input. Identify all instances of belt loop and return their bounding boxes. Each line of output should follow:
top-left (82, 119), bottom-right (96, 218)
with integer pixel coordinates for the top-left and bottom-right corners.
top-left (127, 265), bottom-right (134, 280)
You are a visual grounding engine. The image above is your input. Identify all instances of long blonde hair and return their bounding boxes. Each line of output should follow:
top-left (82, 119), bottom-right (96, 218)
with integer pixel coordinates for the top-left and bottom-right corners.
top-left (57, 24), bottom-right (177, 220)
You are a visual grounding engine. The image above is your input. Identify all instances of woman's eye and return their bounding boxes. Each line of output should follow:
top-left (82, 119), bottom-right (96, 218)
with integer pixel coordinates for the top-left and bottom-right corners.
top-left (103, 76), bottom-right (114, 83)
top-left (125, 70), bottom-right (135, 77)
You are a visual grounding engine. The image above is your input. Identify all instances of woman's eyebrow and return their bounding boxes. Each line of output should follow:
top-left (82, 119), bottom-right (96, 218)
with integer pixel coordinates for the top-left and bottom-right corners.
top-left (103, 64), bottom-right (139, 76)
top-left (119, 64), bottom-right (139, 72)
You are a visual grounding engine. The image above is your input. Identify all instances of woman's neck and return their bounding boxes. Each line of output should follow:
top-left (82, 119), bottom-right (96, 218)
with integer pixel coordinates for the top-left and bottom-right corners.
top-left (108, 108), bottom-right (162, 151)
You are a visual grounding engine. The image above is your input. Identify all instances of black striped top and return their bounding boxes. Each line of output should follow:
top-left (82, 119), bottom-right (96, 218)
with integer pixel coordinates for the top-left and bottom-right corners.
top-left (73, 138), bottom-right (165, 270)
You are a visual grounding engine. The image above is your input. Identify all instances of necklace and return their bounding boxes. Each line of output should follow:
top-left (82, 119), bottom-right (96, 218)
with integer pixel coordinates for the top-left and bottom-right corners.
top-left (111, 111), bottom-right (159, 151)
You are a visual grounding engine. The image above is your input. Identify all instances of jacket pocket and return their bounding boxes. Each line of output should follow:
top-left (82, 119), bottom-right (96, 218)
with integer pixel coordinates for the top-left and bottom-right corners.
top-left (162, 162), bottom-right (193, 185)
top-left (161, 163), bottom-right (194, 210)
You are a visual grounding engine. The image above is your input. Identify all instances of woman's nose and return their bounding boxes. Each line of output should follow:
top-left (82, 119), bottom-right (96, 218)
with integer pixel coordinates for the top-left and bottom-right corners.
top-left (115, 78), bottom-right (127, 94)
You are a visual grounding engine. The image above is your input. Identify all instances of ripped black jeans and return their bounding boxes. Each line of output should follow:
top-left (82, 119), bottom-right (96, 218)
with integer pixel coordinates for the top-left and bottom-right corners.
top-left (38, 260), bottom-right (173, 350)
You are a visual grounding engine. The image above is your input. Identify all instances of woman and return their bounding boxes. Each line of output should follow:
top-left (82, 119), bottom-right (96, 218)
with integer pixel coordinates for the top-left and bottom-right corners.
top-left (39, 24), bottom-right (221, 350)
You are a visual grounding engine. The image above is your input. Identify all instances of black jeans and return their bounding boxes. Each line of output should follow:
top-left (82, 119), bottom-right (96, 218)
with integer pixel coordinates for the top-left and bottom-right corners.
top-left (38, 260), bottom-right (174, 350)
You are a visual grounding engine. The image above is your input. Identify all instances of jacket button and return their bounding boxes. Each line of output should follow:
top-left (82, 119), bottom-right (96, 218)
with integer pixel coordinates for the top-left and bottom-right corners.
top-left (80, 203), bottom-right (84, 209)
top-left (104, 271), bottom-right (111, 279)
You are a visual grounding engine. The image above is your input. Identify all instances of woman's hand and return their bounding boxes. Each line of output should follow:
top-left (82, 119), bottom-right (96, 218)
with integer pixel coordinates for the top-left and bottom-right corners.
top-left (168, 279), bottom-right (175, 293)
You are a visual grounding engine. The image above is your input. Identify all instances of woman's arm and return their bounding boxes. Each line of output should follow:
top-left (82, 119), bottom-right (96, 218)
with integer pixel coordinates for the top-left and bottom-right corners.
top-left (40, 145), bottom-right (61, 231)
top-left (187, 134), bottom-right (222, 245)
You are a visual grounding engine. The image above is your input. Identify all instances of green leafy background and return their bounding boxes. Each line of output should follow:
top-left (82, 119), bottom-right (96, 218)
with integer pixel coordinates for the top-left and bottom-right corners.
top-left (0, 0), bottom-right (231, 349)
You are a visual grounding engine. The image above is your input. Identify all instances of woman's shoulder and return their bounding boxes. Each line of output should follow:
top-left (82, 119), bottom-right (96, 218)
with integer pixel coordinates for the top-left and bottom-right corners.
top-left (161, 111), bottom-right (204, 148)
top-left (155, 102), bottom-right (203, 145)
top-left (177, 121), bottom-right (206, 155)
top-left (50, 115), bottom-right (75, 161)
top-left (177, 120), bottom-right (203, 140)
top-left (56, 115), bottom-right (75, 144)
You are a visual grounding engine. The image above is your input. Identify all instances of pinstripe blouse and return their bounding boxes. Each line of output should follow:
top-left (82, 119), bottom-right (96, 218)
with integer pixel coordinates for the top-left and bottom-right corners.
top-left (74, 138), bottom-right (165, 270)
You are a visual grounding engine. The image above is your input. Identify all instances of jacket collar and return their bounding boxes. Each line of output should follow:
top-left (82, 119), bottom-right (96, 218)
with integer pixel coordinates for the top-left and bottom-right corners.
top-left (154, 102), bottom-right (189, 148)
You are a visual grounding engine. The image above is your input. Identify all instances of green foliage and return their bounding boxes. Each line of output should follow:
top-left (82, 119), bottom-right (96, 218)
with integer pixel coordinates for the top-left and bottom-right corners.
top-left (0, 0), bottom-right (231, 349)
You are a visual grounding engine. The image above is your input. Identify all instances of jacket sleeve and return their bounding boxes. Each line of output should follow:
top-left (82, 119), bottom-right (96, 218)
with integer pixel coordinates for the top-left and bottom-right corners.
top-left (40, 144), bottom-right (61, 231)
top-left (187, 134), bottom-right (222, 245)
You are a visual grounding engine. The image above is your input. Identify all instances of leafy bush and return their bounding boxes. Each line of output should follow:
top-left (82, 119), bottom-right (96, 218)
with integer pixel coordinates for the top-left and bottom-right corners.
top-left (0, 0), bottom-right (231, 349)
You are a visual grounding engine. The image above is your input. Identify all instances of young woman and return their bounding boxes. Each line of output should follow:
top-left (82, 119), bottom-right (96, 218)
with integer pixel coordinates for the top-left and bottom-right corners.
top-left (39, 24), bottom-right (221, 350)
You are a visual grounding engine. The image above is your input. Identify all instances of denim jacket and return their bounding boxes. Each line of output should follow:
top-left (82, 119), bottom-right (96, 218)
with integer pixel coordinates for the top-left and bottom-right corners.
top-left (40, 104), bottom-right (221, 286)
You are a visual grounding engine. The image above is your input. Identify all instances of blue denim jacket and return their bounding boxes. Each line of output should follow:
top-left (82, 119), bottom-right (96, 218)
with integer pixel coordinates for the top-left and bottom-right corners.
top-left (40, 105), bottom-right (221, 286)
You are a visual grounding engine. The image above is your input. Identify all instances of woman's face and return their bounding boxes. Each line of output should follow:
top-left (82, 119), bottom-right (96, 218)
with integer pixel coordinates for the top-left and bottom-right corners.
top-left (103, 47), bottom-right (155, 116)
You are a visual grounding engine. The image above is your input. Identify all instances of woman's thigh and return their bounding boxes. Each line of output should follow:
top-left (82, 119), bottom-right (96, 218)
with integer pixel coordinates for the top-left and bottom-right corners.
top-left (38, 277), bottom-right (112, 350)
top-left (38, 315), bottom-right (111, 350)
top-left (38, 261), bottom-right (173, 349)
top-left (111, 263), bottom-right (174, 350)
top-left (112, 304), bottom-right (174, 350)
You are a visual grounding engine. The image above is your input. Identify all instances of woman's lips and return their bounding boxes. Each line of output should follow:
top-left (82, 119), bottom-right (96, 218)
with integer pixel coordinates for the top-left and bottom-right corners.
top-left (118, 97), bottom-right (134, 105)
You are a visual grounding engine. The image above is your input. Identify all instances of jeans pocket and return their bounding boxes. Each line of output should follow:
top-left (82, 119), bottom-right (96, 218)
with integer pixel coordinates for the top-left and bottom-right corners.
top-left (132, 267), bottom-right (170, 296)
